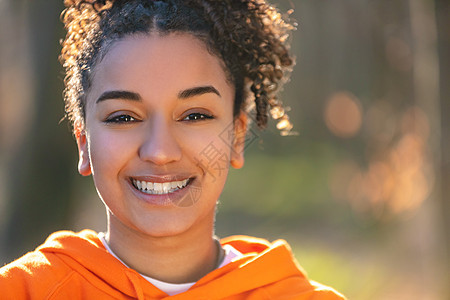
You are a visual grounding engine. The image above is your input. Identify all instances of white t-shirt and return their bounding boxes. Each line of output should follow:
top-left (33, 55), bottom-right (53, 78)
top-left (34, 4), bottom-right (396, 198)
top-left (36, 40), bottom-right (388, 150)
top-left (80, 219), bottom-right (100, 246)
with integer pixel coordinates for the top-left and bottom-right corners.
top-left (98, 233), bottom-right (243, 296)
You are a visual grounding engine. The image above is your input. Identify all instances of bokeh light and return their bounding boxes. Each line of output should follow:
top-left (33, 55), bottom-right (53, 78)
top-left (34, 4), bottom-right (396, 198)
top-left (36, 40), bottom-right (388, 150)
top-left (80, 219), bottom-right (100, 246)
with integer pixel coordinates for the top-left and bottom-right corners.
top-left (324, 91), bottom-right (363, 138)
top-left (385, 37), bottom-right (413, 72)
top-left (328, 106), bottom-right (433, 218)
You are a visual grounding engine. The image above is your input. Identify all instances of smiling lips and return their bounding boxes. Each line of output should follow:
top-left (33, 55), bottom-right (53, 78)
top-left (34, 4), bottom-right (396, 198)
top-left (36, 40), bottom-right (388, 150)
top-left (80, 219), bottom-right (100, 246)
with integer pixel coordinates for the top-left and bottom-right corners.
top-left (132, 178), bottom-right (191, 195)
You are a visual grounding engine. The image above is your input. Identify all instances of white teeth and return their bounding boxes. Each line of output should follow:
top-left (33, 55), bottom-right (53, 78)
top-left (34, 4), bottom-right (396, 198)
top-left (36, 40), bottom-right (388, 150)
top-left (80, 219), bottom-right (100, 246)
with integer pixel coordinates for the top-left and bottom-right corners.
top-left (162, 183), bottom-right (169, 194)
top-left (177, 179), bottom-right (188, 189)
top-left (154, 183), bottom-right (162, 193)
top-left (133, 178), bottom-right (190, 195)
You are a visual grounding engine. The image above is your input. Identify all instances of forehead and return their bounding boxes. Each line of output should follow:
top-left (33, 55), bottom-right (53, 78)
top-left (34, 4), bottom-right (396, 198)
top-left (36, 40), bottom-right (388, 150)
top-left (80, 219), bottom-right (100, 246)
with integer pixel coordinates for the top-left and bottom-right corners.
top-left (89, 33), bottom-right (231, 99)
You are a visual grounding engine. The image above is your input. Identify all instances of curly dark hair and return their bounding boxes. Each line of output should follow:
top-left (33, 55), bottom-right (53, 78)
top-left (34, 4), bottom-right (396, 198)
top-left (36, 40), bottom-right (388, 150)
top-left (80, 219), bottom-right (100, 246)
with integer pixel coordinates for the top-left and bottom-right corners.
top-left (60, 0), bottom-right (295, 134)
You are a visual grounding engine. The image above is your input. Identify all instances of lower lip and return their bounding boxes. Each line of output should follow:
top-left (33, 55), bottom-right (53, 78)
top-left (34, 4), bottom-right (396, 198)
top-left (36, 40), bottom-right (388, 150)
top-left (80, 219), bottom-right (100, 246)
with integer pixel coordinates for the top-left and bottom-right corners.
top-left (129, 178), bottom-right (195, 207)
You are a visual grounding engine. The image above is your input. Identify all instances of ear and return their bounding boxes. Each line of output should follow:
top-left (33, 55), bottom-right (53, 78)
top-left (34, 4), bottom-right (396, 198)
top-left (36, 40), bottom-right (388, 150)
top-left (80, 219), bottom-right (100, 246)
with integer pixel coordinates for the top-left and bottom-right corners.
top-left (230, 112), bottom-right (247, 169)
top-left (75, 129), bottom-right (92, 176)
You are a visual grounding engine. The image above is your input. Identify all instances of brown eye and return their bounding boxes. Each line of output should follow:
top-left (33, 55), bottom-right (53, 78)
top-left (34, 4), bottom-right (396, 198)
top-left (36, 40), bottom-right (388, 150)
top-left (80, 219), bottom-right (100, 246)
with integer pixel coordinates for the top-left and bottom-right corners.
top-left (105, 114), bottom-right (137, 124)
top-left (182, 113), bottom-right (214, 121)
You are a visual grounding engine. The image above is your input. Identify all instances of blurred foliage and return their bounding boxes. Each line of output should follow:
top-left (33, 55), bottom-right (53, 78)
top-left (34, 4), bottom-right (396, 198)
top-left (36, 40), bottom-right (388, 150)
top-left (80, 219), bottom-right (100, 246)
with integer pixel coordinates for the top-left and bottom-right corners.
top-left (293, 245), bottom-right (385, 299)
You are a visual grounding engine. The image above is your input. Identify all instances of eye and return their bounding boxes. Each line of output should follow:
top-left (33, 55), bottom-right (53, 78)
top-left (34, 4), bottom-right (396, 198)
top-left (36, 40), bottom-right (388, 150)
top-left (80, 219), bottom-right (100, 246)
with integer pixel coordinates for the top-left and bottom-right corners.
top-left (104, 114), bottom-right (137, 124)
top-left (182, 113), bottom-right (214, 122)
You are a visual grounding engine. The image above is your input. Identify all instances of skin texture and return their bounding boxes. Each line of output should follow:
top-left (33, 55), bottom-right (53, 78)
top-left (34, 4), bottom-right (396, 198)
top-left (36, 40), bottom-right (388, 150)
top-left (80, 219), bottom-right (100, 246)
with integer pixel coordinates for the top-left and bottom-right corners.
top-left (75, 33), bottom-right (247, 283)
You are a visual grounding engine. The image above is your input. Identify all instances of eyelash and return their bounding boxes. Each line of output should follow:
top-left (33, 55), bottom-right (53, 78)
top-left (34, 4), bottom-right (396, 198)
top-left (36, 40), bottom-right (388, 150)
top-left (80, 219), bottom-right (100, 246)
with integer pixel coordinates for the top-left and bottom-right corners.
top-left (182, 113), bottom-right (214, 122)
top-left (104, 114), bottom-right (137, 124)
top-left (104, 112), bottom-right (214, 124)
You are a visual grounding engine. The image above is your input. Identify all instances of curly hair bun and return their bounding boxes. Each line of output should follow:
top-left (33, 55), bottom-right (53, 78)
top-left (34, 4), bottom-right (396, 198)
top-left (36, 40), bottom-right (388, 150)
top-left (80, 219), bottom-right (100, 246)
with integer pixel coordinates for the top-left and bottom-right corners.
top-left (60, 0), bottom-right (296, 135)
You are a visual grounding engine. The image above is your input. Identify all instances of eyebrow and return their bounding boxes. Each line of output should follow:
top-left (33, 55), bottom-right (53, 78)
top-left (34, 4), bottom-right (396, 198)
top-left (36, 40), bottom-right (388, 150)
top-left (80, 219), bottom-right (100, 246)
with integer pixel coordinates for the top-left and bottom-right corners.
top-left (95, 85), bottom-right (221, 103)
top-left (96, 90), bottom-right (141, 103)
top-left (178, 86), bottom-right (221, 99)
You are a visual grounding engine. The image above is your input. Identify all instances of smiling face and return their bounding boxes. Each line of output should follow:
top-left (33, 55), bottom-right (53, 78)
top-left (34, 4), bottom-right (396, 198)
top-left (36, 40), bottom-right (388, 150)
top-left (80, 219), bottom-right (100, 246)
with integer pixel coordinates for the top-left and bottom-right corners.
top-left (76, 33), bottom-right (246, 238)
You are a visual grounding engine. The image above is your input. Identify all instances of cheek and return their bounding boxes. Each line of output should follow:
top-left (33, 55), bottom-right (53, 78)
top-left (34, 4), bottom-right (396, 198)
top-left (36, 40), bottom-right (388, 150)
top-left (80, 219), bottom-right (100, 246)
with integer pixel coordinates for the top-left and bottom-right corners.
top-left (88, 128), bottom-right (139, 177)
top-left (178, 123), bottom-right (234, 181)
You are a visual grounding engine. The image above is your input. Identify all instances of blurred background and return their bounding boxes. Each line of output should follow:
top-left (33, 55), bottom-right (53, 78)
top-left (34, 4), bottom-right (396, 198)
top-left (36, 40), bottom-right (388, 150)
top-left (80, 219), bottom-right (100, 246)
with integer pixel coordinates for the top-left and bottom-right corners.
top-left (0, 0), bottom-right (449, 298)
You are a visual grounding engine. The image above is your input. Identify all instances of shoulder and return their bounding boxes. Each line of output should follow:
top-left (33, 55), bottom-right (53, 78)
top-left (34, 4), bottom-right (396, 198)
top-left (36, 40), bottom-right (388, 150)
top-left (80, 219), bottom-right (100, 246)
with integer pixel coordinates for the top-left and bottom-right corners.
top-left (0, 229), bottom-right (100, 299)
top-left (261, 277), bottom-right (347, 300)
top-left (0, 247), bottom-right (71, 278)
top-left (220, 235), bottom-right (347, 299)
top-left (0, 248), bottom-right (74, 298)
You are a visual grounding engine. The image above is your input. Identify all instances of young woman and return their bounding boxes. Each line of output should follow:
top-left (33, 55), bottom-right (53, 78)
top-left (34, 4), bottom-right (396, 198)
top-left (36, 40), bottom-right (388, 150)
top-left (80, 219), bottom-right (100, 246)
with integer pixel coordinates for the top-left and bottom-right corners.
top-left (0, 0), bottom-right (345, 298)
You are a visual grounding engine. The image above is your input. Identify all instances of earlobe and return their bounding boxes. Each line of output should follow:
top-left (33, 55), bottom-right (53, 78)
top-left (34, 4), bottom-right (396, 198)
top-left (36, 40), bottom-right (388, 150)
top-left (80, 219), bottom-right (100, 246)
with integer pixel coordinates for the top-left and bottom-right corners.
top-left (230, 112), bottom-right (247, 169)
top-left (75, 130), bottom-right (92, 176)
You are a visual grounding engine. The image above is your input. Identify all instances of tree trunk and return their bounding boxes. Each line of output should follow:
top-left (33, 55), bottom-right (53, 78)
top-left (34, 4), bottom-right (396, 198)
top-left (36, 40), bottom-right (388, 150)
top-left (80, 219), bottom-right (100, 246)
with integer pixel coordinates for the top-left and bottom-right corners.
top-left (435, 0), bottom-right (450, 297)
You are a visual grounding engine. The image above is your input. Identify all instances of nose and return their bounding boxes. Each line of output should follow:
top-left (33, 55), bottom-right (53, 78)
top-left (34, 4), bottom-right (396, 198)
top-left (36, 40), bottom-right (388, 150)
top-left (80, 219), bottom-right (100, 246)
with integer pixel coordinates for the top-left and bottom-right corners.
top-left (138, 115), bottom-right (182, 165)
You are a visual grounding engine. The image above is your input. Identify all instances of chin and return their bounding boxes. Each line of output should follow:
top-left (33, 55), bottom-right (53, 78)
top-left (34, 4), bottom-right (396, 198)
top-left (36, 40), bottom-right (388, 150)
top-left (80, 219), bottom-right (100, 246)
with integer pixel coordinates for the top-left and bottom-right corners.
top-left (128, 208), bottom-right (214, 239)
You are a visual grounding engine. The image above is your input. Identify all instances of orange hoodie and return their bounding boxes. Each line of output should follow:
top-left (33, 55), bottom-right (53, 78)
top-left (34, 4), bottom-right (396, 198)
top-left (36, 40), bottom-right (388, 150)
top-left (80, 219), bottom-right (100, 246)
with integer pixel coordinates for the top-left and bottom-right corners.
top-left (0, 230), bottom-right (345, 299)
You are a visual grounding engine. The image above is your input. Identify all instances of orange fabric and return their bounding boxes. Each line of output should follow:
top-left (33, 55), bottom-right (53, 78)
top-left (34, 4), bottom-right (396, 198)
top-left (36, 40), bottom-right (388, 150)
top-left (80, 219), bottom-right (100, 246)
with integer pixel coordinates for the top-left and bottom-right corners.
top-left (0, 230), bottom-right (346, 299)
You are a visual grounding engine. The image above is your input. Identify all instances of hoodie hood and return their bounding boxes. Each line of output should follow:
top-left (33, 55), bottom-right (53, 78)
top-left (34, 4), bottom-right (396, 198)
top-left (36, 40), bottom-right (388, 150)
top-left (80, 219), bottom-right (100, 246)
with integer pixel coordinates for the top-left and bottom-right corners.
top-left (35, 230), bottom-right (344, 299)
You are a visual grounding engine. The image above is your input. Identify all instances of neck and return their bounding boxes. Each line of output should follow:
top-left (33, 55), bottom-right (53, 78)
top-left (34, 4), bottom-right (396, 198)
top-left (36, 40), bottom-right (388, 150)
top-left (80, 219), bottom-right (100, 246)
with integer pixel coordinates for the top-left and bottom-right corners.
top-left (105, 214), bottom-right (220, 284)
